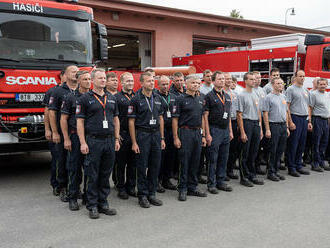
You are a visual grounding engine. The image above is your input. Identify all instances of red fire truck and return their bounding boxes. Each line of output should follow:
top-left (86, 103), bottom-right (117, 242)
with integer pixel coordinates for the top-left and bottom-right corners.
top-left (0, 0), bottom-right (108, 154)
top-left (172, 33), bottom-right (330, 90)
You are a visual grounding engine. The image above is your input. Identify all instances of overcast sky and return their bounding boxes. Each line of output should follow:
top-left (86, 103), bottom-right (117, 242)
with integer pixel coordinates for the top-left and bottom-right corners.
top-left (129, 0), bottom-right (329, 30)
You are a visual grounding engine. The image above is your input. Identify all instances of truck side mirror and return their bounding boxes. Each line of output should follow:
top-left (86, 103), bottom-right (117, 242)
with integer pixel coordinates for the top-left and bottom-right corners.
top-left (94, 22), bottom-right (108, 61)
top-left (98, 37), bottom-right (108, 61)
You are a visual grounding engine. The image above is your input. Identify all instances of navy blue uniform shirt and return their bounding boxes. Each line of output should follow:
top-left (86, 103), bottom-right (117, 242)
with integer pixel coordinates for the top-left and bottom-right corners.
top-left (204, 88), bottom-right (232, 129)
top-left (171, 93), bottom-right (205, 128)
top-left (42, 86), bottom-right (58, 107)
top-left (48, 83), bottom-right (76, 131)
top-left (76, 91), bottom-right (119, 136)
top-left (61, 91), bottom-right (83, 132)
top-left (157, 90), bottom-right (174, 128)
top-left (115, 90), bottom-right (135, 132)
top-left (127, 90), bottom-right (164, 131)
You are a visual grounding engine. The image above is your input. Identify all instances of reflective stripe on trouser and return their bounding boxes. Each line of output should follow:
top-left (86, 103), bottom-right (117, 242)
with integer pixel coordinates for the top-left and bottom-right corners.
top-left (285, 115), bottom-right (308, 172)
top-left (84, 136), bottom-right (115, 210)
top-left (312, 117), bottom-right (329, 167)
top-left (239, 120), bottom-right (260, 180)
top-left (66, 133), bottom-right (84, 200)
top-left (177, 129), bottom-right (202, 192)
top-left (268, 123), bottom-right (287, 175)
top-left (135, 131), bottom-right (161, 197)
top-left (207, 126), bottom-right (230, 188)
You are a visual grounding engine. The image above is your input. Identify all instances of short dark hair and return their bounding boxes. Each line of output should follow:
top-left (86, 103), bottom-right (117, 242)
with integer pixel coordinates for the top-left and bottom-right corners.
top-left (144, 68), bottom-right (155, 73)
top-left (270, 67), bottom-right (280, 75)
top-left (63, 65), bottom-right (77, 74)
top-left (211, 70), bottom-right (223, 81)
top-left (243, 72), bottom-right (254, 81)
top-left (140, 72), bottom-right (153, 82)
top-left (203, 69), bottom-right (212, 77)
top-left (294, 70), bottom-right (305, 77)
top-left (75, 70), bottom-right (90, 79)
top-left (173, 72), bottom-right (184, 78)
top-left (106, 72), bottom-right (117, 81)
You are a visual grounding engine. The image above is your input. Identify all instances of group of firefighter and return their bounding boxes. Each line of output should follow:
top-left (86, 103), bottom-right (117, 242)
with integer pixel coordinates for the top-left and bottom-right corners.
top-left (43, 65), bottom-right (330, 219)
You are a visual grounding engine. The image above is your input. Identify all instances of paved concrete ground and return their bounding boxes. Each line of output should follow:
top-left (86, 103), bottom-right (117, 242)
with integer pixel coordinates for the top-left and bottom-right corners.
top-left (1, 152), bottom-right (330, 248)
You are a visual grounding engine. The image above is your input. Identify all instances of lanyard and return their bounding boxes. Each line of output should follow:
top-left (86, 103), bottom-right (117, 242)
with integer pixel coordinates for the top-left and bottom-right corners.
top-left (94, 93), bottom-right (107, 120)
top-left (145, 95), bottom-right (154, 116)
top-left (161, 94), bottom-right (170, 108)
top-left (216, 91), bottom-right (225, 105)
top-left (123, 92), bottom-right (134, 101)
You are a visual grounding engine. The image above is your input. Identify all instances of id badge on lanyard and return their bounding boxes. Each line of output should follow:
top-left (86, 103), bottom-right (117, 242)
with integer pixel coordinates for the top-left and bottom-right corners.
top-left (94, 93), bottom-right (108, 129)
top-left (145, 95), bottom-right (156, 125)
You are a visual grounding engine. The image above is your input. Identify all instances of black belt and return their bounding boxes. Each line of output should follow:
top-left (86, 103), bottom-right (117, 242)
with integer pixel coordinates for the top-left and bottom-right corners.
top-left (87, 134), bottom-right (113, 139)
top-left (292, 114), bottom-right (308, 118)
top-left (270, 122), bottom-right (286, 125)
top-left (180, 126), bottom-right (201, 130)
top-left (244, 119), bottom-right (259, 123)
top-left (136, 127), bottom-right (159, 133)
top-left (210, 124), bottom-right (228, 130)
top-left (314, 116), bottom-right (328, 120)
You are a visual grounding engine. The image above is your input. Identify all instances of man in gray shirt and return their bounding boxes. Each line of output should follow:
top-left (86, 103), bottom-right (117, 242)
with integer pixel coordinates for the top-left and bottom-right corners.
top-left (237, 72), bottom-right (264, 187)
top-left (263, 68), bottom-right (280, 95)
top-left (224, 72), bottom-right (239, 180)
top-left (309, 78), bottom-right (330, 172)
top-left (253, 71), bottom-right (267, 175)
top-left (262, 78), bottom-right (289, 181)
top-left (285, 70), bottom-right (311, 177)
top-left (200, 69), bottom-right (213, 95)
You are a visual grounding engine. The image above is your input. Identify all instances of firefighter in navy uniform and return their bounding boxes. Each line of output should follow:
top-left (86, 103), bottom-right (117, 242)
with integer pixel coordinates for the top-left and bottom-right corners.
top-left (76, 68), bottom-right (120, 219)
top-left (172, 75), bottom-right (207, 201)
top-left (157, 75), bottom-right (177, 191)
top-left (43, 84), bottom-right (59, 195)
top-left (128, 72), bottom-right (166, 208)
top-left (113, 72), bottom-right (137, 199)
top-left (60, 70), bottom-right (91, 211)
top-left (204, 71), bottom-right (233, 194)
top-left (48, 65), bottom-right (79, 201)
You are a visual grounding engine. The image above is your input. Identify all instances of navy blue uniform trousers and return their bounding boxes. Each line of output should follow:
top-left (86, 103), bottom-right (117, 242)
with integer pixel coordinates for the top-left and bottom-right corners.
top-left (49, 142), bottom-right (59, 189)
top-left (113, 130), bottom-right (136, 193)
top-left (207, 126), bottom-right (230, 188)
top-left (159, 127), bottom-right (176, 183)
top-left (227, 120), bottom-right (240, 173)
top-left (286, 114), bottom-right (308, 172)
top-left (312, 116), bottom-right (329, 168)
top-left (84, 136), bottom-right (115, 210)
top-left (135, 130), bottom-right (161, 197)
top-left (55, 139), bottom-right (68, 190)
top-left (268, 123), bottom-right (287, 175)
top-left (178, 128), bottom-right (202, 192)
top-left (239, 120), bottom-right (260, 180)
top-left (66, 133), bottom-right (84, 200)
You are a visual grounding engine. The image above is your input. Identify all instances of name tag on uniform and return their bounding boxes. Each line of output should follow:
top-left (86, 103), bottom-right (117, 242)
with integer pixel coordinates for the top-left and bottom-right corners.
top-left (150, 119), bottom-right (156, 125)
top-left (103, 120), bottom-right (108, 129)
top-left (167, 111), bottom-right (171, 118)
top-left (223, 112), bottom-right (228, 119)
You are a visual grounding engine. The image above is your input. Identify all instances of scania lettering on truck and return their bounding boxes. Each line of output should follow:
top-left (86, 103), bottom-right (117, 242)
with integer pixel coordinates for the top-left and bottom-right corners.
top-left (0, 0), bottom-right (108, 154)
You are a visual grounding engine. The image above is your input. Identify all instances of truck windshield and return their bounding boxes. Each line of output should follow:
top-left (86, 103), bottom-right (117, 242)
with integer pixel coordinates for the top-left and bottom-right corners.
top-left (323, 47), bottom-right (330, 71)
top-left (0, 13), bottom-right (92, 66)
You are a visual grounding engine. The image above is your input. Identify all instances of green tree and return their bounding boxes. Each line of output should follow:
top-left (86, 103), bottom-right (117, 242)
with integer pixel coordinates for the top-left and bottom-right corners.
top-left (230, 9), bottom-right (243, 19)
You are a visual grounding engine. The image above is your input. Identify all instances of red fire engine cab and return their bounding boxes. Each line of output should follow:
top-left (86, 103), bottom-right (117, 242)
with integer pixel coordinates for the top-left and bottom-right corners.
top-left (173, 33), bottom-right (330, 90)
top-left (0, 0), bottom-right (108, 154)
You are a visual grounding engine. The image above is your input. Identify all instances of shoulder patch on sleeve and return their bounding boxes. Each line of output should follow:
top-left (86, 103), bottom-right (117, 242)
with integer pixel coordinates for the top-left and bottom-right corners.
top-left (76, 105), bottom-right (81, 114)
top-left (128, 106), bottom-right (133, 114)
